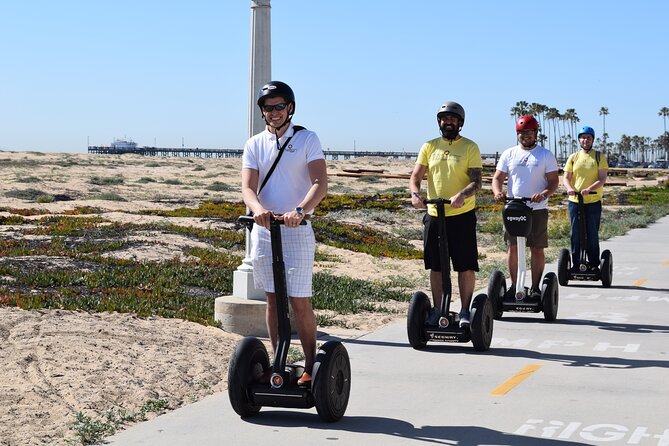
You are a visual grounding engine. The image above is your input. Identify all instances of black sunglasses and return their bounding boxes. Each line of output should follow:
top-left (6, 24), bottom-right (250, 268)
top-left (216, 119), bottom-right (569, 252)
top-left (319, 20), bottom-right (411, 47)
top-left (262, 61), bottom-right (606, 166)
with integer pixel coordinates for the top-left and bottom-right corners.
top-left (262, 103), bottom-right (288, 112)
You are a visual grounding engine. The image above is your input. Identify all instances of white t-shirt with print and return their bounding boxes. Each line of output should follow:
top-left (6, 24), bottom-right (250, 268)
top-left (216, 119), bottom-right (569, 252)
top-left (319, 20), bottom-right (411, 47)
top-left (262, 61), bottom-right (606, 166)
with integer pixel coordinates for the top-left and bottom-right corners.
top-left (496, 144), bottom-right (558, 210)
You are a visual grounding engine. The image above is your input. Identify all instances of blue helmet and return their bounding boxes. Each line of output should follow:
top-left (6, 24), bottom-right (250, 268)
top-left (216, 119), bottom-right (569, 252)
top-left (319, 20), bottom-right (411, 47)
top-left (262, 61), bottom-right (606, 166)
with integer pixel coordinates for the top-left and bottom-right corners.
top-left (578, 126), bottom-right (595, 138)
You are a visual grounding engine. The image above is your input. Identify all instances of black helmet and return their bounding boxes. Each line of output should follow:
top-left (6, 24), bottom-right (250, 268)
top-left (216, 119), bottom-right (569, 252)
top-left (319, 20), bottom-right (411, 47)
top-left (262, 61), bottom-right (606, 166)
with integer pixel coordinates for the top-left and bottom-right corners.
top-left (437, 101), bottom-right (465, 125)
top-left (257, 81), bottom-right (295, 108)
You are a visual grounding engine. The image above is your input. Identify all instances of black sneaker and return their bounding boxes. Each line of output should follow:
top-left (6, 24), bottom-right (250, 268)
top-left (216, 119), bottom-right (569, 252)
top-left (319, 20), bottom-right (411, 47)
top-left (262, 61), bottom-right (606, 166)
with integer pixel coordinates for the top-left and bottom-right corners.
top-left (529, 288), bottom-right (542, 300)
top-left (504, 285), bottom-right (516, 300)
top-left (427, 308), bottom-right (440, 325)
top-left (589, 266), bottom-right (600, 274)
top-left (459, 310), bottom-right (470, 328)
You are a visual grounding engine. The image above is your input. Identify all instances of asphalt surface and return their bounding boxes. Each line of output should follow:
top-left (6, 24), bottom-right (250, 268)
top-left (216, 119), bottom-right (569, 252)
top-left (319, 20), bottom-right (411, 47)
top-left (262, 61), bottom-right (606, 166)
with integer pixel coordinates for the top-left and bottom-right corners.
top-left (107, 215), bottom-right (669, 446)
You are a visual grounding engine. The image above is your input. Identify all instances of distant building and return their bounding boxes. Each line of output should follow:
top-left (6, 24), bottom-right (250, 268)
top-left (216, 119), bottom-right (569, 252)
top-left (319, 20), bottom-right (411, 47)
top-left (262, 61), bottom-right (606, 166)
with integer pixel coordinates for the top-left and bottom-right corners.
top-left (110, 138), bottom-right (138, 150)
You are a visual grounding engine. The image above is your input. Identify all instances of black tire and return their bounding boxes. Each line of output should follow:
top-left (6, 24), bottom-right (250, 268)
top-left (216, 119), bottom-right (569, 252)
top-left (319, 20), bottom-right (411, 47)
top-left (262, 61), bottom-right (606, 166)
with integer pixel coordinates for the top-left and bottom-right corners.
top-left (558, 248), bottom-right (571, 286)
top-left (227, 336), bottom-right (269, 418)
top-left (601, 250), bottom-right (613, 288)
top-left (541, 272), bottom-right (559, 322)
top-left (487, 270), bottom-right (506, 320)
top-left (407, 291), bottom-right (430, 349)
top-left (312, 341), bottom-right (351, 422)
top-left (470, 293), bottom-right (493, 352)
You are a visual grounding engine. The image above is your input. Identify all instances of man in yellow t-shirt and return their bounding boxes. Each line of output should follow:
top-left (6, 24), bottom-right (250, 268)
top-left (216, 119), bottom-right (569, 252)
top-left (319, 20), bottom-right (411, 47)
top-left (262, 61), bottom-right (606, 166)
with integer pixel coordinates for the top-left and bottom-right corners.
top-left (563, 125), bottom-right (609, 272)
top-left (409, 101), bottom-right (483, 327)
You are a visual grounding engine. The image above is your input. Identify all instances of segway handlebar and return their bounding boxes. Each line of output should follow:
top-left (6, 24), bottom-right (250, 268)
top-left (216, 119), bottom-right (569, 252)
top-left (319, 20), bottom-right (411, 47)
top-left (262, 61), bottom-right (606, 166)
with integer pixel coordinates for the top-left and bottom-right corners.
top-left (504, 196), bottom-right (532, 202)
top-left (423, 198), bottom-right (452, 205)
top-left (237, 214), bottom-right (308, 226)
top-left (564, 191), bottom-right (597, 196)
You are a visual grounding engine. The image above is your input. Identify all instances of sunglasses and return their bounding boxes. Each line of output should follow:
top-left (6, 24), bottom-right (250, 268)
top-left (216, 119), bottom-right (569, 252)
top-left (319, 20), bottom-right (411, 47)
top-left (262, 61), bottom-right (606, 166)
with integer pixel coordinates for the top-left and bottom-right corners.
top-left (262, 103), bottom-right (288, 112)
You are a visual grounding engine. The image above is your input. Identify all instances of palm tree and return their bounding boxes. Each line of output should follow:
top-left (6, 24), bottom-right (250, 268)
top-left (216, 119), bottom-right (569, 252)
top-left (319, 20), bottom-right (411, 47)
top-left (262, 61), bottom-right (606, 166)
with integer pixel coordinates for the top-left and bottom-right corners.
top-left (599, 107), bottom-right (609, 134)
top-left (545, 107), bottom-right (561, 158)
top-left (510, 101), bottom-right (530, 120)
top-left (529, 102), bottom-right (547, 145)
top-left (659, 107), bottom-right (669, 133)
top-left (599, 107), bottom-right (609, 155)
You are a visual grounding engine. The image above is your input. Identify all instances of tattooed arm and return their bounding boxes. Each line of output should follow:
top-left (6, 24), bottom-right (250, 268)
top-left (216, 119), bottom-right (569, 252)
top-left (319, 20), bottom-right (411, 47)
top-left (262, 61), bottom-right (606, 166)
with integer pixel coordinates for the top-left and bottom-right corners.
top-left (450, 167), bottom-right (482, 208)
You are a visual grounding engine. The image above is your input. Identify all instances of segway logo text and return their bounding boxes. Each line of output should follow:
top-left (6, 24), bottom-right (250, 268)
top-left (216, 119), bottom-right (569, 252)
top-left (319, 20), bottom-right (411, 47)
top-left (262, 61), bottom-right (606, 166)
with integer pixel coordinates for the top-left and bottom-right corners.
top-left (506, 216), bottom-right (527, 222)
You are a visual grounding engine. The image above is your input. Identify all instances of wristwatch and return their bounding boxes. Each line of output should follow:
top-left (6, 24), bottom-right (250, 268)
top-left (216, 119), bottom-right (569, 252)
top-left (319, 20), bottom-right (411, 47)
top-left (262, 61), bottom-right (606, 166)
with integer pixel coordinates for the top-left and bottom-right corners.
top-left (295, 207), bottom-right (305, 218)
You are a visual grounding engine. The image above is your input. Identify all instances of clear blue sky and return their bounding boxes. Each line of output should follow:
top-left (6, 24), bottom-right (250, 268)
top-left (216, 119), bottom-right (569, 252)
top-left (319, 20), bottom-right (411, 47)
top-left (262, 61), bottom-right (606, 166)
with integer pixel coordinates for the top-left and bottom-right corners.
top-left (1, 1), bottom-right (667, 155)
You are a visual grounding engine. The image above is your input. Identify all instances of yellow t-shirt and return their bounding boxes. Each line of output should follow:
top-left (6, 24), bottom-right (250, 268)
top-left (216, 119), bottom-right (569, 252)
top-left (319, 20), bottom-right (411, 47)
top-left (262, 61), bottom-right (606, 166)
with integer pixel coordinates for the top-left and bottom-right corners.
top-left (416, 136), bottom-right (483, 217)
top-left (564, 150), bottom-right (609, 204)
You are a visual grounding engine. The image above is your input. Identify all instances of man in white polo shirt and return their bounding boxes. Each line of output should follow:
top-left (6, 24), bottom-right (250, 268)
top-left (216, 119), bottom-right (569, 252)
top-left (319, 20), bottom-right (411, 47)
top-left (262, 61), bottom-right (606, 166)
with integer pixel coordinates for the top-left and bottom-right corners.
top-left (241, 81), bottom-right (328, 386)
top-left (492, 115), bottom-right (559, 299)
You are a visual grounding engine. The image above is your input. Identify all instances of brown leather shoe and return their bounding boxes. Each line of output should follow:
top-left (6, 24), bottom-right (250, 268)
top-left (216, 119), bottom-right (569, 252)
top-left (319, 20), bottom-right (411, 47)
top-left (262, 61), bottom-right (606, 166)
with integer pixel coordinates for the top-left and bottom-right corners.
top-left (297, 372), bottom-right (312, 386)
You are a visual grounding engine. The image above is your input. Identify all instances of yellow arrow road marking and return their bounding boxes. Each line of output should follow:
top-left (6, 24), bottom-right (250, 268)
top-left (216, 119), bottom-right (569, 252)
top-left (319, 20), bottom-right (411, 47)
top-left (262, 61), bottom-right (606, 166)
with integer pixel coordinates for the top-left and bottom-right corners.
top-left (633, 278), bottom-right (648, 287)
top-left (490, 364), bottom-right (542, 396)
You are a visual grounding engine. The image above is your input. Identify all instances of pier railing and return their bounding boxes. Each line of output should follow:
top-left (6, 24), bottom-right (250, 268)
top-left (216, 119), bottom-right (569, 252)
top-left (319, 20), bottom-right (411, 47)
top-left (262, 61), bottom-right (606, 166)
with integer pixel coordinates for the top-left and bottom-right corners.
top-left (88, 146), bottom-right (500, 163)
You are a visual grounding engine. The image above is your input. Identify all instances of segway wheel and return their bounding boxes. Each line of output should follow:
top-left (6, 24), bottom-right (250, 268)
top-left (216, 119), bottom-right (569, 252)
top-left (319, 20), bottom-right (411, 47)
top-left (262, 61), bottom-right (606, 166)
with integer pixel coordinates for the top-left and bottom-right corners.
top-left (557, 248), bottom-right (571, 286)
top-left (470, 293), bottom-right (493, 352)
top-left (407, 291), bottom-right (430, 349)
top-left (486, 270), bottom-right (506, 320)
top-left (312, 340), bottom-right (351, 422)
top-left (600, 250), bottom-right (613, 288)
top-left (541, 272), bottom-right (559, 322)
top-left (227, 336), bottom-right (269, 417)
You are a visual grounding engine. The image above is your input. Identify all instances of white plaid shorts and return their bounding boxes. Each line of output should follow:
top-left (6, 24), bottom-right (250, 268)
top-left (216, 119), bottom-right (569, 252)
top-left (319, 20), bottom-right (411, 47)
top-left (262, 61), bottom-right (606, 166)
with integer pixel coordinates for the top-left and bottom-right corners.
top-left (250, 222), bottom-right (315, 298)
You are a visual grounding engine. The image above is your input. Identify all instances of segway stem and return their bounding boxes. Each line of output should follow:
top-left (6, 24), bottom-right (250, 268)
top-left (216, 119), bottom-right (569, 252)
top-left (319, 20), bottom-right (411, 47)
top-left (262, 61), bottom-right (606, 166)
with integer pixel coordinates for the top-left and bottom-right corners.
top-left (270, 219), bottom-right (292, 376)
top-left (505, 197), bottom-right (532, 299)
top-left (576, 191), bottom-right (597, 269)
top-left (516, 236), bottom-right (527, 298)
top-left (424, 198), bottom-right (452, 316)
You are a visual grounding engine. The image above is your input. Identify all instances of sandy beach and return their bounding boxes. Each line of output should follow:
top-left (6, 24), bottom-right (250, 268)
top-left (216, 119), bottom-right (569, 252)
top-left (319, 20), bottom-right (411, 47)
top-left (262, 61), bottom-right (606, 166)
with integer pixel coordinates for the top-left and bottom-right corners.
top-left (0, 151), bottom-right (432, 445)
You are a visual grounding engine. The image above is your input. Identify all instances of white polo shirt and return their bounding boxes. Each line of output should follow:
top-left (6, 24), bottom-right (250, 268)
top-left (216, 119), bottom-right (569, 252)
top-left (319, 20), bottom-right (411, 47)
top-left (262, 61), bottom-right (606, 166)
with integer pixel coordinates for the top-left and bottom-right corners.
top-left (242, 123), bottom-right (324, 214)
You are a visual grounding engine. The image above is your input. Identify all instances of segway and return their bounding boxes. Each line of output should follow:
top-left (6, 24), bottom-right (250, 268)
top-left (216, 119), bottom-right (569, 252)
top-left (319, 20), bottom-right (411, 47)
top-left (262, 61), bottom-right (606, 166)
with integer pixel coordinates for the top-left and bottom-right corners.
top-left (487, 197), bottom-right (559, 321)
top-left (557, 192), bottom-right (613, 287)
top-left (407, 198), bottom-right (493, 351)
top-left (227, 215), bottom-right (351, 422)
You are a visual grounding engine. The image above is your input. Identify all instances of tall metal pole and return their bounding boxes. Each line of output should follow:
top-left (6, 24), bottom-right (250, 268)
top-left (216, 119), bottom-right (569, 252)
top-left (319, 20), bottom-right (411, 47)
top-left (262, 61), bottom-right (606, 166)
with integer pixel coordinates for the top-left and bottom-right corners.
top-left (232, 0), bottom-right (271, 300)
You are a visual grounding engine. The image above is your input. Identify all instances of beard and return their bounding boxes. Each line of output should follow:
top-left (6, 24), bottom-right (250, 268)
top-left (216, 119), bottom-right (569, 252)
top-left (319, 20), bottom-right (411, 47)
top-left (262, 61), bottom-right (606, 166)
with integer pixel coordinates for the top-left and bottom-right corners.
top-left (440, 124), bottom-right (460, 140)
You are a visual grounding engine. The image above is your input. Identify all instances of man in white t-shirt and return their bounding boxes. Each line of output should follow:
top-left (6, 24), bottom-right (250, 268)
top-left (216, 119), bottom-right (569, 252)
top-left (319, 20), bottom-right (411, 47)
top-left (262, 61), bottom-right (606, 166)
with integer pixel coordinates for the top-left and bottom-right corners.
top-left (242, 81), bottom-right (328, 386)
top-left (492, 115), bottom-right (559, 298)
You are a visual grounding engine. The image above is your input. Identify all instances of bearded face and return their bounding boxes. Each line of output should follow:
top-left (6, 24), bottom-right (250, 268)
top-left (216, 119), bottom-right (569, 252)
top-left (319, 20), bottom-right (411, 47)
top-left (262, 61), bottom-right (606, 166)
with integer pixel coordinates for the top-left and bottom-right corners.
top-left (438, 113), bottom-right (462, 140)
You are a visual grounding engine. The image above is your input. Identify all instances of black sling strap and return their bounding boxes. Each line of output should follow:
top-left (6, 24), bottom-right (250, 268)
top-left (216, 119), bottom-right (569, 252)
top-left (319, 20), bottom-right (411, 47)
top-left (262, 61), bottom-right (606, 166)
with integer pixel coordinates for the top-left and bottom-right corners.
top-left (256, 125), bottom-right (305, 195)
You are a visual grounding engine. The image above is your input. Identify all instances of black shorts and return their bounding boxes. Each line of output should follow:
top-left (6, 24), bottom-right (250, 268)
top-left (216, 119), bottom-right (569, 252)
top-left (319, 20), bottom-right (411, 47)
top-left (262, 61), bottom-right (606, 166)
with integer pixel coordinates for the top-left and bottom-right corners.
top-left (423, 209), bottom-right (479, 272)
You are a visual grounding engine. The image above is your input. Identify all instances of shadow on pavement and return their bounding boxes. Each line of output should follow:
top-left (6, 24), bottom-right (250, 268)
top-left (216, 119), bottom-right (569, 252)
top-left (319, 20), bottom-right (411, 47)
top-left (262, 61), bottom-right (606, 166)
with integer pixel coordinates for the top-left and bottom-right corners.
top-left (498, 315), bottom-right (669, 334)
top-left (245, 413), bottom-right (587, 445)
top-left (489, 347), bottom-right (669, 369)
top-left (564, 283), bottom-right (669, 293)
